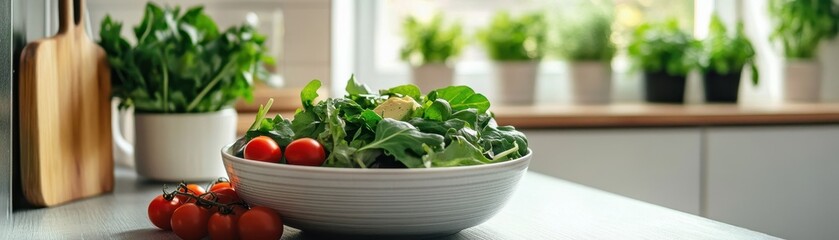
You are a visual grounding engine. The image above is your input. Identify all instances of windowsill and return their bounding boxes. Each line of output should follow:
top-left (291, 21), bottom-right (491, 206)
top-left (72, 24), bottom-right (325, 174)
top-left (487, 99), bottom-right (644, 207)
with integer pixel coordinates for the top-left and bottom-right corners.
top-left (491, 102), bottom-right (839, 128)
top-left (236, 102), bottom-right (839, 134)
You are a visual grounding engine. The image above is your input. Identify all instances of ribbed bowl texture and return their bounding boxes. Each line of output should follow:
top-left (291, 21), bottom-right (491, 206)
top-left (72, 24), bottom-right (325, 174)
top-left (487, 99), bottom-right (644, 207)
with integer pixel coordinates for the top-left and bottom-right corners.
top-left (221, 144), bottom-right (531, 237)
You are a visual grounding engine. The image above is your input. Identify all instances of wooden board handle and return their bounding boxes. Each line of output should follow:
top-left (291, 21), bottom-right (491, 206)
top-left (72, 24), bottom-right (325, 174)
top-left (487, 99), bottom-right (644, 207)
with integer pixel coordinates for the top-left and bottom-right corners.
top-left (58, 0), bottom-right (85, 33)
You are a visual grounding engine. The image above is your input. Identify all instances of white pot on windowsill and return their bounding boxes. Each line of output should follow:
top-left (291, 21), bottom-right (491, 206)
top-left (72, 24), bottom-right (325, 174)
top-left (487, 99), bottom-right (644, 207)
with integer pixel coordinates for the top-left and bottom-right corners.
top-left (783, 59), bottom-right (821, 102)
top-left (494, 60), bottom-right (540, 105)
top-left (412, 63), bottom-right (454, 93)
top-left (113, 108), bottom-right (237, 181)
top-left (568, 61), bottom-right (612, 104)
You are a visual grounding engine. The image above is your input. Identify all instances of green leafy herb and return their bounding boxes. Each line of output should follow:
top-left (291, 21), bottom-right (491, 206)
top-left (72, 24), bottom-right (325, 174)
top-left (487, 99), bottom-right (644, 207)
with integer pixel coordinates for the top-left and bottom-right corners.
top-left (701, 15), bottom-right (759, 85)
top-left (554, 5), bottom-right (616, 62)
top-left (478, 12), bottom-right (547, 61)
top-left (357, 119), bottom-right (445, 168)
top-left (627, 19), bottom-right (699, 76)
top-left (99, 3), bottom-right (271, 113)
top-left (769, 0), bottom-right (839, 59)
top-left (428, 86), bottom-right (490, 113)
top-left (401, 13), bottom-right (465, 66)
top-left (236, 76), bottom-right (529, 168)
top-left (423, 136), bottom-right (492, 167)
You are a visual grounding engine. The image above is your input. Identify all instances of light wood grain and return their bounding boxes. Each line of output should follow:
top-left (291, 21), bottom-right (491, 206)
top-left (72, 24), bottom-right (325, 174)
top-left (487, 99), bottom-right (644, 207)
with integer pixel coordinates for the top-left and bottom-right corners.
top-left (492, 103), bottom-right (839, 128)
top-left (18, 0), bottom-right (113, 207)
top-left (6, 168), bottom-right (777, 239)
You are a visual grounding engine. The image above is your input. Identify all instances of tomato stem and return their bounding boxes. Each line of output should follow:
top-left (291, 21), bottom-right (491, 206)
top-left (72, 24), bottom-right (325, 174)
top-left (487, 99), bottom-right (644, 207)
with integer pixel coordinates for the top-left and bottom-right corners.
top-left (163, 182), bottom-right (249, 215)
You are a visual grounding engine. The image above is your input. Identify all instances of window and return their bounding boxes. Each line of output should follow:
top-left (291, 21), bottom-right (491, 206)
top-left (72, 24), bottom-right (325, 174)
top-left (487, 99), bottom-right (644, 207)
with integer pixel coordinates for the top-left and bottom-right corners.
top-left (335, 0), bottom-right (700, 103)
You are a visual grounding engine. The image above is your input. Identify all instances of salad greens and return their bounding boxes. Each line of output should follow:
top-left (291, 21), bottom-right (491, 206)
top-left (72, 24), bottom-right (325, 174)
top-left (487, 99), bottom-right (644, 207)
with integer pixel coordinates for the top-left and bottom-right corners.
top-left (233, 76), bottom-right (529, 168)
top-left (99, 3), bottom-right (272, 113)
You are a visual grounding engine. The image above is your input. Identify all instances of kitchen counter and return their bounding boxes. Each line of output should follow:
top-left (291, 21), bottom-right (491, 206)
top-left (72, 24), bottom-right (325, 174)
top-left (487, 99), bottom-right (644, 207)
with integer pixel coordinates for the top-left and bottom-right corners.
top-left (3, 167), bottom-right (776, 239)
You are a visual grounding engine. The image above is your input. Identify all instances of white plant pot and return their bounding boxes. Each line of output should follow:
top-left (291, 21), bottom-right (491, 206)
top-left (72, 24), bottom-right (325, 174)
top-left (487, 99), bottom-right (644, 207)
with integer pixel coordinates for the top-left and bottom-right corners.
top-left (412, 63), bottom-right (454, 93)
top-left (783, 60), bottom-right (821, 102)
top-left (115, 108), bottom-right (237, 181)
top-left (569, 61), bottom-right (612, 104)
top-left (495, 61), bottom-right (540, 105)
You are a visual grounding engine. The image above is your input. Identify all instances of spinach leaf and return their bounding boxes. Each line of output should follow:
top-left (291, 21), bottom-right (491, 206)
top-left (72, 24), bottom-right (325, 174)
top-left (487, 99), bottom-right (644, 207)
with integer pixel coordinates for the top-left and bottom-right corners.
top-left (358, 118), bottom-right (445, 168)
top-left (423, 136), bottom-right (492, 167)
top-left (380, 84), bottom-right (422, 101)
top-left (428, 86), bottom-right (490, 113)
top-left (408, 118), bottom-right (467, 136)
top-left (480, 125), bottom-right (529, 160)
top-left (424, 99), bottom-right (452, 121)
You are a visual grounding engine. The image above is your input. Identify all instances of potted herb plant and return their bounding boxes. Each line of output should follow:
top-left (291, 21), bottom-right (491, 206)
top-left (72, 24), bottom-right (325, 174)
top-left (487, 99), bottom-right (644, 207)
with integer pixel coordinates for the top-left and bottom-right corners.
top-left (555, 7), bottom-right (615, 104)
top-left (700, 15), bottom-right (758, 103)
top-left (98, 3), bottom-right (270, 181)
top-left (401, 13), bottom-right (464, 93)
top-left (628, 19), bottom-right (698, 103)
top-left (769, 0), bottom-right (839, 102)
top-left (478, 12), bottom-right (546, 105)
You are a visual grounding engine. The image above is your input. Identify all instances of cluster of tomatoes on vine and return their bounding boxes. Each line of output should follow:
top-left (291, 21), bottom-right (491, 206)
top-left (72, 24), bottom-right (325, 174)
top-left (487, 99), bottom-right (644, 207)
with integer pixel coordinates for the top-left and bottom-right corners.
top-left (147, 178), bottom-right (284, 240)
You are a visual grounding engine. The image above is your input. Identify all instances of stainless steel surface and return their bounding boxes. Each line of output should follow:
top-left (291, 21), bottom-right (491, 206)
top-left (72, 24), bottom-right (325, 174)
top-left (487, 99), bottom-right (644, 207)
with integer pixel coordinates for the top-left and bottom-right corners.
top-left (5, 168), bottom-right (777, 239)
top-left (1, 0), bottom-right (13, 227)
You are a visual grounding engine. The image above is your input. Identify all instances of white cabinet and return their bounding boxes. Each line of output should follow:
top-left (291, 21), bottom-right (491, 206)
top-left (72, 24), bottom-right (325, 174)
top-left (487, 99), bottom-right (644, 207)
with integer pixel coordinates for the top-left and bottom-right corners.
top-left (706, 125), bottom-right (839, 240)
top-left (523, 128), bottom-right (702, 214)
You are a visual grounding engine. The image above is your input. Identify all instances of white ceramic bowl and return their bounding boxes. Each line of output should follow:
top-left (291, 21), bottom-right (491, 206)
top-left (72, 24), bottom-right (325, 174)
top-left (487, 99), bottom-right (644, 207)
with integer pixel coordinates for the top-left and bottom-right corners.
top-left (220, 144), bottom-right (531, 237)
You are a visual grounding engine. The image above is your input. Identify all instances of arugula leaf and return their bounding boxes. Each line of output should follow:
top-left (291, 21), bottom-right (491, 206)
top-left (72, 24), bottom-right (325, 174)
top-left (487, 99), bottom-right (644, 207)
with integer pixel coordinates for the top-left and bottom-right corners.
top-left (358, 118), bottom-right (445, 168)
top-left (428, 86), bottom-right (490, 113)
top-left (345, 74), bottom-right (372, 95)
top-left (301, 80), bottom-right (321, 108)
top-left (408, 118), bottom-right (467, 136)
top-left (423, 136), bottom-right (492, 167)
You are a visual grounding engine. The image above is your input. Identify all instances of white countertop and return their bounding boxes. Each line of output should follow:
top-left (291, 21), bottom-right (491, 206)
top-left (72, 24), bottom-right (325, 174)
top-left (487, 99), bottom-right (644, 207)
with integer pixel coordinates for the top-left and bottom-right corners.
top-left (3, 167), bottom-right (777, 239)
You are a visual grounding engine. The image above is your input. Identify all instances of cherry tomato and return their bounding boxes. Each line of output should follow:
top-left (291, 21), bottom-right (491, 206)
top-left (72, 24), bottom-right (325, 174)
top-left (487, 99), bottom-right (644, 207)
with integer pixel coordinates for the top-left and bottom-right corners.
top-left (204, 188), bottom-right (240, 204)
top-left (244, 136), bottom-right (282, 163)
top-left (238, 206), bottom-right (284, 240)
top-left (285, 138), bottom-right (326, 166)
top-left (147, 194), bottom-right (182, 230)
top-left (171, 203), bottom-right (211, 240)
top-left (176, 184), bottom-right (206, 203)
top-left (208, 212), bottom-right (240, 240)
top-left (209, 181), bottom-right (232, 192)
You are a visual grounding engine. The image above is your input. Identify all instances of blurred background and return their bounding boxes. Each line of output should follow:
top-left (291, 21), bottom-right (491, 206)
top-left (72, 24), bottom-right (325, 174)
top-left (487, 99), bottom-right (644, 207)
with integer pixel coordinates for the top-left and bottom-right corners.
top-left (4, 0), bottom-right (839, 239)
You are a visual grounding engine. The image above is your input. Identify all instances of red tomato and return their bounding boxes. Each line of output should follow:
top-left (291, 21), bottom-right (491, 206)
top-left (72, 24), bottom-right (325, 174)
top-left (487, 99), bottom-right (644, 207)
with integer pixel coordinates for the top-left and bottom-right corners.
top-left (284, 138), bottom-right (326, 166)
top-left (238, 206), bottom-right (284, 240)
top-left (210, 181), bottom-right (232, 192)
top-left (244, 136), bottom-right (282, 163)
top-left (208, 212), bottom-right (240, 240)
top-left (171, 203), bottom-right (211, 240)
top-left (147, 194), bottom-right (182, 230)
top-left (204, 187), bottom-right (241, 205)
top-left (176, 184), bottom-right (206, 203)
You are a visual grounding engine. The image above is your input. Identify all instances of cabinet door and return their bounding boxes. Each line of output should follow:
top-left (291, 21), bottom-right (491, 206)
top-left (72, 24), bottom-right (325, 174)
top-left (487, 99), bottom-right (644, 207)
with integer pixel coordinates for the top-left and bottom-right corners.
top-left (523, 128), bottom-right (701, 214)
top-left (707, 125), bottom-right (839, 240)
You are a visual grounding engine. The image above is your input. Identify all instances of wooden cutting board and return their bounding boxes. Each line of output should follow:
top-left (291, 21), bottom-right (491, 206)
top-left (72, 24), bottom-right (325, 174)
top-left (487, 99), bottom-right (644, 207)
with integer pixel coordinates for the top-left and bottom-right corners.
top-left (19, 0), bottom-right (113, 207)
